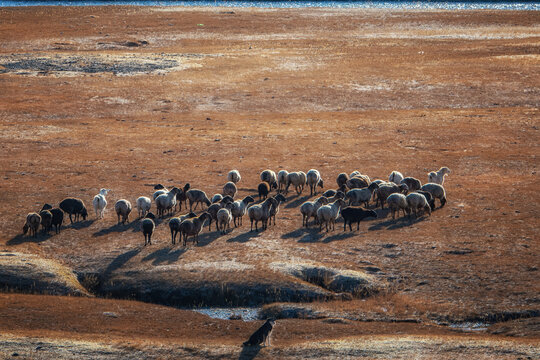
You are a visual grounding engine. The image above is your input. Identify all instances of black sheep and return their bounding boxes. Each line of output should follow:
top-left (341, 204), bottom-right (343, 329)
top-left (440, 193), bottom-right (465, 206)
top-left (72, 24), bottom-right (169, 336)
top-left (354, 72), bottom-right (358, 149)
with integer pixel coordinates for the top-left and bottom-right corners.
top-left (59, 198), bottom-right (88, 224)
top-left (416, 190), bottom-right (435, 211)
top-left (39, 210), bottom-right (53, 233)
top-left (258, 182), bottom-right (271, 201)
top-left (341, 207), bottom-right (377, 231)
top-left (141, 212), bottom-right (156, 246)
top-left (41, 204), bottom-right (64, 234)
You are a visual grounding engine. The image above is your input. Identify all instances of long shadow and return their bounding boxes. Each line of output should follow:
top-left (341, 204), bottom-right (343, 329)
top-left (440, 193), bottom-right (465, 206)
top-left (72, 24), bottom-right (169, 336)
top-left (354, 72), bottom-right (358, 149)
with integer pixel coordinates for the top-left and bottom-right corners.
top-left (92, 220), bottom-right (138, 237)
top-left (387, 216), bottom-right (427, 230)
top-left (101, 248), bottom-right (142, 279)
top-left (195, 231), bottom-right (218, 247)
top-left (238, 345), bottom-right (262, 360)
top-left (6, 232), bottom-right (53, 246)
top-left (141, 246), bottom-right (187, 265)
top-left (322, 231), bottom-right (357, 243)
top-left (284, 195), bottom-right (310, 209)
top-left (281, 228), bottom-right (311, 239)
top-left (227, 230), bottom-right (261, 243)
top-left (69, 219), bottom-right (95, 230)
top-left (298, 231), bottom-right (324, 243)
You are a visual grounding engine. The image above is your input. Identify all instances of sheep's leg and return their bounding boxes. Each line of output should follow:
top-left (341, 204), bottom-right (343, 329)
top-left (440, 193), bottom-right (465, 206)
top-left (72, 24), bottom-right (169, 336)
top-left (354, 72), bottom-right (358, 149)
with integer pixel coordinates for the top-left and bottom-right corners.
top-left (440, 197), bottom-right (446, 208)
top-left (357, 221), bottom-right (360, 231)
top-left (250, 219), bottom-right (254, 232)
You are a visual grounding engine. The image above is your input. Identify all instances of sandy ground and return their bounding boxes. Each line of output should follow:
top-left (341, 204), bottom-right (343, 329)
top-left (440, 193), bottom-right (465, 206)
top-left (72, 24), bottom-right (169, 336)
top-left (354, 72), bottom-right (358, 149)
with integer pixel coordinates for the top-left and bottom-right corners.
top-left (0, 5), bottom-right (539, 357)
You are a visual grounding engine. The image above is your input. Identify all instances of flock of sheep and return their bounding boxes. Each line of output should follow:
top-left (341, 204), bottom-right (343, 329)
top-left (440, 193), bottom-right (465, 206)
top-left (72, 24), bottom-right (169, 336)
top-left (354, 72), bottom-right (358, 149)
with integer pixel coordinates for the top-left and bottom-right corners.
top-left (22, 167), bottom-right (451, 246)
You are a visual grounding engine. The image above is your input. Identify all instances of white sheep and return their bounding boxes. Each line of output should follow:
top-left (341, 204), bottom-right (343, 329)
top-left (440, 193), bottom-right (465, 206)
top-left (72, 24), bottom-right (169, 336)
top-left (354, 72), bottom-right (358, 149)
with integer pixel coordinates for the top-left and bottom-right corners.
top-left (277, 170), bottom-right (289, 194)
top-left (389, 171), bottom-right (404, 184)
top-left (92, 188), bottom-right (111, 219)
top-left (114, 199), bottom-right (132, 224)
top-left (406, 192), bottom-right (432, 218)
top-left (306, 169), bottom-right (324, 196)
top-left (153, 187), bottom-right (168, 200)
top-left (222, 181), bottom-right (237, 198)
top-left (345, 182), bottom-right (379, 207)
top-left (285, 171), bottom-right (307, 195)
top-left (428, 167), bottom-right (451, 185)
top-left (300, 196), bottom-right (329, 227)
top-left (217, 206), bottom-right (233, 234)
top-left (211, 194), bottom-right (223, 203)
top-left (247, 197), bottom-right (278, 232)
top-left (227, 169), bottom-right (242, 184)
top-left (186, 189), bottom-right (212, 211)
top-left (386, 193), bottom-right (408, 219)
top-left (155, 187), bottom-right (179, 218)
top-left (316, 199), bottom-right (346, 232)
top-left (260, 169), bottom-right (278, 189)
top-left (420, 183), bottom-right (447, 208)
top-left (136, 196), bottom-right (151, 218)
top-left (231, 195), bottom-right (255, 227)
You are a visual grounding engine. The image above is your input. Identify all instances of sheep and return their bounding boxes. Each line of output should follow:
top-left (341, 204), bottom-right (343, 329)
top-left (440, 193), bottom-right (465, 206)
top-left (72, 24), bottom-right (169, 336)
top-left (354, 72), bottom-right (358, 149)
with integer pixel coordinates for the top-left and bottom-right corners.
top-left (92, 188), bottom-right (111, 219)
top-left (417, 190), bottom-right (435, 210)
top-left (136, 196), bottom-right (152, 218)
top-left (375, 183), bottom-right (408, 209)
top-left (217, 206), bottom-right (233, 234)
top-left (227, 170), bottom-right (242, 184)
top-left (23, 212), bottom-right (41, 237)
top-left (59, 198), bottom-right (88, 224)
top-left (114, 199), bottom-right (132, 224)
top-left (277, 170), bottom-right (289, 193)
top-left (420, 183), bottom-right (447, 208)
top-left (341, 207), bottom-right (378, 231)
top-left (179, 212), bottom-right (212, 246)
top-left (406, 192), bottom-right (432, 218)
top-left (169, 212), bottom-right (197, 245)
top-left (317, 199), bottom-right (346, 232)
top-left (300, 196), bottom-right (329, 227)
top-left (345, 182), bottom-right (379, 208)
top-left (223, 181), bottom-right (237, 199)
top-left (212, 194), bottom-right (223, 203)
top-left (39, 210), bottom-right (53, 233)
top-left (400, 177), bottom-right (422, 192)
top-left (389, 171), bottom-right (404, 184)
top-left (153, 187), bottom-right (168, 200)
top-left (258, 182), bottom-right (271, 201)
top-left (248, 197), bottom-right (278, 232)
top-left (40, 206), bottom-right (63, 234)
top-left (206, 196), bottom-right (235, 231)
top-left (175, 183), bottom-right (191, 212)
top-left (386, 193), bottom-right (408, 219)
top-left (154, 184), bottom-right (166, 190)
top-left (336, 173), bottom-right (349, 188)
top-left (186, 189), bottom-right (211, 211)
top-left (141, 212), bottom-right (156, 246)
top-left (155, 187), bottom-right (180, 218)
top-left (268, 193), bottom-right (286, 226)
top-left (260, 169), bottom-right (278, 189)
top-left (231, 195), bottom-right (255, 227)
top-left (346, 177), bottom-right (369, 189)
top-left (306, 169), bottom-right (324, 196)
top-left (428, 167), bottom-right (451, 185)
top-left (285, 171), bottom-right (307, 195)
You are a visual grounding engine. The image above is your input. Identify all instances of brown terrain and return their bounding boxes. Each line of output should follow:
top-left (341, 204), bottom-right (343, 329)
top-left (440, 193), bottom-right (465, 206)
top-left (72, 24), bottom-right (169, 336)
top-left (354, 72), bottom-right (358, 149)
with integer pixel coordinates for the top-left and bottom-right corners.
top-left (0, 5), bottom-right (539, 359)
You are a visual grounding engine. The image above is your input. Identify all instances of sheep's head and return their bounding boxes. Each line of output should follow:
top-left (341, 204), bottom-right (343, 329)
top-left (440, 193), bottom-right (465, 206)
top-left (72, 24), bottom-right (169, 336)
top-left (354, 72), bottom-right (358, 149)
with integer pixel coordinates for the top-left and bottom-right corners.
top-left (274, 193), bottom-right (286, 203)
top-left (318, 179), bottom-right (324, 188)
top-left (316, 196), bottom-right (330, 205)
top-left (368, 182), bottom-right (379, 191)
top-left (424, 205), bottom-right (432, 216)
top-left (81, 207), bottom-right (88, 220)
top-left (367, 209), bottom-right (378, 219)
top-left (335, 191), bottom-right (345, 199)
top-left (244, 195), bottom-right (255, 204)
top-left (221, 195), bottom-right (234, 204)
top-left (154, 184), bottom-right (166, 190)
top-left (170, 187), bottom-right (181, 195)
top-left (334, 199), bottom-right (347, 208)
top-left (399, 183), bottom-right (409, 194)
top-left (41, 203), bottom-right (53, 211)
top-left (145, 212), bottom-right (156, 220)
top-left (184, 183), bottom-right (191, 191)
top-left (441, 167), bottom-right (451, 175)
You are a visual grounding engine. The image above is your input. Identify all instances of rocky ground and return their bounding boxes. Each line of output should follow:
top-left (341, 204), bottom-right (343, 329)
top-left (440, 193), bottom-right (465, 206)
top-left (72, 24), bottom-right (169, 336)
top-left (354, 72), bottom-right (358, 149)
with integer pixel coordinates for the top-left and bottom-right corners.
top-left (0, 5), bottom-right (538, 358)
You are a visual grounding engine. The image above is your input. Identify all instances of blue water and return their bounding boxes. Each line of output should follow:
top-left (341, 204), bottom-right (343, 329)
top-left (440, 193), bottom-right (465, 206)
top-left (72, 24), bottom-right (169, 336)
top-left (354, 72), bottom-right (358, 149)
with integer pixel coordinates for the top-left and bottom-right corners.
top-left (0, 1), bottom-right (539, 10)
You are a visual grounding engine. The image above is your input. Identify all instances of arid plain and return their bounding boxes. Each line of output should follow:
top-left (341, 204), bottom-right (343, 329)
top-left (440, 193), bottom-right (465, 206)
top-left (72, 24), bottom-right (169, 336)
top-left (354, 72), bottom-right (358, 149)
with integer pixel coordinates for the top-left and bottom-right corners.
top-left (0, 6), bottom-right (539, 359)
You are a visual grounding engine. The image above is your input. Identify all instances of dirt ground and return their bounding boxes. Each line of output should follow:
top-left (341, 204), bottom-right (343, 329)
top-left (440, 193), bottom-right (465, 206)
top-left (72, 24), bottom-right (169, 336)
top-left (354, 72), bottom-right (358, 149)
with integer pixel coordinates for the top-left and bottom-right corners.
top-left (0, 5), bottom-right (539, 357)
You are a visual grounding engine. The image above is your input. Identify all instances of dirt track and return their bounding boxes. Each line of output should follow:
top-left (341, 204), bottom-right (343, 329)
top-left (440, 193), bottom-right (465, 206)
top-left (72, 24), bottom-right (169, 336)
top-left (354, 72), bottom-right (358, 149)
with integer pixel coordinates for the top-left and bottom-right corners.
top-left (0, 5), bottom-right (539, 356)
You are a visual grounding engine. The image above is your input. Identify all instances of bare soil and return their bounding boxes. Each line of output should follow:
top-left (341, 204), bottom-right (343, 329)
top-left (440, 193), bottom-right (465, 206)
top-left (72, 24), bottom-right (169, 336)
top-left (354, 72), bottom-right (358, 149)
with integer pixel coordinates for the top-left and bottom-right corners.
top-left (0, 5), bottom-right (538, 357)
